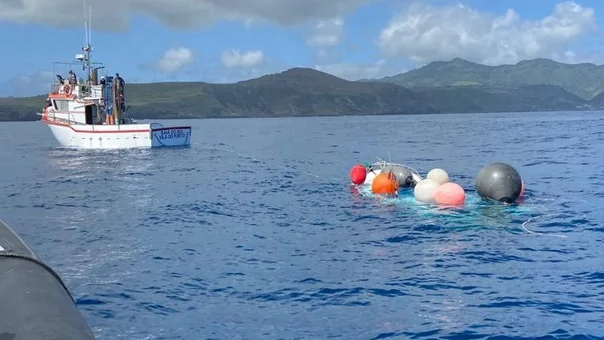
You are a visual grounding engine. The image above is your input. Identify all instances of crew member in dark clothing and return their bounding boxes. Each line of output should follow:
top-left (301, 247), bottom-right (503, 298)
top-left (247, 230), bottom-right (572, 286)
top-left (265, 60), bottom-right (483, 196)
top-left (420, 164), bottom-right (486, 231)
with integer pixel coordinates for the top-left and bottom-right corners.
top-left (115, 73), bottom-right (125, 87)
top-left (114, 73), bottom-right (126, 111)
top-left (67, 70), bottom-right (77, 85)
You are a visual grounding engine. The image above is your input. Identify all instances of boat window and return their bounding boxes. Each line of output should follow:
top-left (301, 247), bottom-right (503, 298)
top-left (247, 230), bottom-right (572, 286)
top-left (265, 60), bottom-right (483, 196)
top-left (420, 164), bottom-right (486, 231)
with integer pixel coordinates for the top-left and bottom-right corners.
top-left (52, 100), bottom-right (58, 110)
top-left (55, 100), bottom-right (69, 111)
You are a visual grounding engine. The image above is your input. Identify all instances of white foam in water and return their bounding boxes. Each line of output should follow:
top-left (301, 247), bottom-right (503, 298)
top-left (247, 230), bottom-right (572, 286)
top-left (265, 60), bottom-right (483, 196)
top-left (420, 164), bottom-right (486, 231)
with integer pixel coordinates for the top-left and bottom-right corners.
top-left (352, 183), bottom-right (558, 234)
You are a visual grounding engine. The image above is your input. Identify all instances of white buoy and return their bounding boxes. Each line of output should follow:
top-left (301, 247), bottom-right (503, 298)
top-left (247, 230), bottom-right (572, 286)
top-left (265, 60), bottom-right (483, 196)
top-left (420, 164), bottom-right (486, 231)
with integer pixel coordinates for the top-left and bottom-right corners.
top-left (414, 179), bottom-right (440, 204)
top-left (427, 168), bottom-right (449, 185)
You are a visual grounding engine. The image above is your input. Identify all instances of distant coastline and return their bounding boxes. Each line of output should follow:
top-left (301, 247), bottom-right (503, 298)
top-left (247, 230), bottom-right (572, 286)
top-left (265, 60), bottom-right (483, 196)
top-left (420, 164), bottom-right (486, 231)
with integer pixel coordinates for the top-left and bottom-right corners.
top-left (2, 57), bottom-right (604, 122)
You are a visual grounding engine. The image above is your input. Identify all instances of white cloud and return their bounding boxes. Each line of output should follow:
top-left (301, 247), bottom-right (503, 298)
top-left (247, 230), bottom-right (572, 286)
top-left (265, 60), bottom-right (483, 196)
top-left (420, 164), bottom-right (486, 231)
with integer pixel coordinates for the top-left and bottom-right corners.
top-left (0, 0), bottom-right (372, 31)
top-left (307, 17), bottom-right (344, 46)
top-left (156, 47), bottom-right (194, 72)
top-left (221, 49), bottom-right (264, 68)
top-left (378, 1), bottom-right (598, 65)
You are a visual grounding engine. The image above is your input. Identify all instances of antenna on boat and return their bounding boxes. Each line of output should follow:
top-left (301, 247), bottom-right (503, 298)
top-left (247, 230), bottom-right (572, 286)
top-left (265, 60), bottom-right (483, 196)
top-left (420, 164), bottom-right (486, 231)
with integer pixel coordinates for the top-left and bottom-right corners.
top-left (80, 0), bottom-right (92, 81)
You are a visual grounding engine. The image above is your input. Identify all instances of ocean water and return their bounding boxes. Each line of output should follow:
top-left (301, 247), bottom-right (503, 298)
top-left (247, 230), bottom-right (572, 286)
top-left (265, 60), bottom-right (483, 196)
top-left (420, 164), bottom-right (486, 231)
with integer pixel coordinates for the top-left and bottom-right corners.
top-left (0, 111), bottom-right (603, 339)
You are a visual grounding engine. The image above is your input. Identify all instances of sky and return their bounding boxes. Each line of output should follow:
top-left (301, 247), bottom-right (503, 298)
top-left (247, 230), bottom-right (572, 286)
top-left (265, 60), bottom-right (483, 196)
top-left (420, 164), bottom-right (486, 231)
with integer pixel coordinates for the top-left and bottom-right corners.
top-left (1, 0), bottom-right (604, 96)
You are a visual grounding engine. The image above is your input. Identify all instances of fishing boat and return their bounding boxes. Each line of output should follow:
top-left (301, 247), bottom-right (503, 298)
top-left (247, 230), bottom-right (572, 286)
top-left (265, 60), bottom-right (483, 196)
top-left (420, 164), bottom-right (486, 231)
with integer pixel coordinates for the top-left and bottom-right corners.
top-left (38, 8), bottom-right (191, 149)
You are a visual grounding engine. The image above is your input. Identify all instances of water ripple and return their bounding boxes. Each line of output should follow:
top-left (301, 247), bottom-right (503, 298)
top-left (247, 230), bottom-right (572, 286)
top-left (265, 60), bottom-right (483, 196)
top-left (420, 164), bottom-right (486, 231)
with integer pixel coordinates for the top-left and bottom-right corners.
top-left (0, 113), bottom-right (603, 339)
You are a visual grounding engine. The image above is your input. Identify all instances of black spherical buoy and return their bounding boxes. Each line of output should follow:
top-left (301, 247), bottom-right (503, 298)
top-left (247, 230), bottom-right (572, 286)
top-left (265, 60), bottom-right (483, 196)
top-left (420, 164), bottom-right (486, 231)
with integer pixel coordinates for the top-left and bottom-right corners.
top-left (383, 164), bottom-right (415, 188)
top-left (475, 162), bottom-right (522, 203)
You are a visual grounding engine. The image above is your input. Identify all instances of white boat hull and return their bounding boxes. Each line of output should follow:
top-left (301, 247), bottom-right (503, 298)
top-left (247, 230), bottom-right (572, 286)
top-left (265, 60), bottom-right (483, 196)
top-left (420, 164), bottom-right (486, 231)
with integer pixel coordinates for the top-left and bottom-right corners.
top-left (43, 120), bottom-right (191, 149)
top-left (362, 161), bottom-right (423, 185)
top-left (364, 169), bottom-right (381, 185)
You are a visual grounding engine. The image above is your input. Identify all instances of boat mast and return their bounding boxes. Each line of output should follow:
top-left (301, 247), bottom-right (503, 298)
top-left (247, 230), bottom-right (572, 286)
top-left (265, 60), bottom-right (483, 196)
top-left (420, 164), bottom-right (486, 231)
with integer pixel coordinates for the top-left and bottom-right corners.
top-left (82, 0), bottom-right (92, 82)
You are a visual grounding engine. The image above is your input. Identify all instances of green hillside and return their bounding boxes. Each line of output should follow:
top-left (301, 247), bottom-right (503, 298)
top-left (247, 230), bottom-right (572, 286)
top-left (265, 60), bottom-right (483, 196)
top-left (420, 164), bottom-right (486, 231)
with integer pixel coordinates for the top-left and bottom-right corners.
top-left (0, 64), bottom-right (597, 122)
top-left (413, 84), bottom-right (588, 113)
top-left (377, 58), bottom-right (604, 100)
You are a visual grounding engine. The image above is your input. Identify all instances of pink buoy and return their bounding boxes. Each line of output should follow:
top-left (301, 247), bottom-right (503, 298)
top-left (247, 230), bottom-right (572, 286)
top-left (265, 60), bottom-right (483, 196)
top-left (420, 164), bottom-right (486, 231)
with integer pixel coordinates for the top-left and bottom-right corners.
top-left (434, 182), bottom-right (466, 207)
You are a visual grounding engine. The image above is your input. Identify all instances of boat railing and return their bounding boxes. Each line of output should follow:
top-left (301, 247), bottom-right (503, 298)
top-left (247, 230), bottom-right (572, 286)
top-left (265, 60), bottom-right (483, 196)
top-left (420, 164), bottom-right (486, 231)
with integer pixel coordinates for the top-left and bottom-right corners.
top-left (370, 158), bottom-right (421, 178)
top-left (50, 84), bottom-right (61, 94)
top-left (50, 82), bottom-right (95, 97)
top-left (45, 111), bottom-right (86, 126)
top-left (150, 122), bottom-right (164, 129)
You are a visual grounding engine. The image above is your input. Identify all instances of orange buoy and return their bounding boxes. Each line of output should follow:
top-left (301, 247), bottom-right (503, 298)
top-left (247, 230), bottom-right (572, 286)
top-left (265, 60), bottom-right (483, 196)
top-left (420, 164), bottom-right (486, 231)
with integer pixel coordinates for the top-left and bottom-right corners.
top-left (433, 182), bottom-right (466, 207)
top-left (349, 164), bottom-right (367, 185)
top-left (371, 172), bottom-right (399, 195)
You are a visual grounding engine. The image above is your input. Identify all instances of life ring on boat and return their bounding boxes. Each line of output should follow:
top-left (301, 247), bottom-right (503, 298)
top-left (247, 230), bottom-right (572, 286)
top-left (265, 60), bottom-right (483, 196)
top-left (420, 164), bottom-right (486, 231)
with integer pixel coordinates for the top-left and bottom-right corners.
top-left (62, 84), bottom-right (72, 95)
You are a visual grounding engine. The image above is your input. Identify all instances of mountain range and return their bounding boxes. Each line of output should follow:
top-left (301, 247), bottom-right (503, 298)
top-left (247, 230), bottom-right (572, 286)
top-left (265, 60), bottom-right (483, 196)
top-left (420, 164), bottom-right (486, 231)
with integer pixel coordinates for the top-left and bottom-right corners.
top-left (1, 57), bottom-right (603, 122)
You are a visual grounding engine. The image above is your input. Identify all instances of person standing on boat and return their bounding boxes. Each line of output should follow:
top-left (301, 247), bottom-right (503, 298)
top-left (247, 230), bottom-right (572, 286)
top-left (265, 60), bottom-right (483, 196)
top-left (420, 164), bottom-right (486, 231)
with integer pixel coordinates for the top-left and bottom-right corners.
top-left (115, 73), bottom-right (126, 111)
top-left (99, 76), bottom-right (106, 110)
top-left (115, 73), bottom-right (124, 86)
top-left (67, 70), bottom-right (77, 85)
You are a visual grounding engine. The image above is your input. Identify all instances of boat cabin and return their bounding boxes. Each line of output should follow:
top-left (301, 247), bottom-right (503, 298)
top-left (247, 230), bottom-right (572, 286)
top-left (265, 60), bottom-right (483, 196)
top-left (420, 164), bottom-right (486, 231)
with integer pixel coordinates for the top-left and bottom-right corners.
top-left (43, 58), bottom-right (128, 126)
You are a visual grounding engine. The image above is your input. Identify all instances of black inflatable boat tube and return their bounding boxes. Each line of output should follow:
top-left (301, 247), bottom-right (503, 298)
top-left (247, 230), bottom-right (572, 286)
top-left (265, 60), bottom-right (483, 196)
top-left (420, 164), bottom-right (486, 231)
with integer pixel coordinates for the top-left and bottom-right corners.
top-left (0, 219), bottom-right (96, 340)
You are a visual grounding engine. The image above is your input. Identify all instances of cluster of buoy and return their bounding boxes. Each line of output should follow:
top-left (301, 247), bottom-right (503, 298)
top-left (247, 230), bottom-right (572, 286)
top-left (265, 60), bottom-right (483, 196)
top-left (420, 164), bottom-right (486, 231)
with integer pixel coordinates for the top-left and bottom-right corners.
top-left (414, 168), bottom-right (466, 206)
top-left (350, 163), bottom-right (422, 195)
top-left (349, 161), bottom-right (525, 207)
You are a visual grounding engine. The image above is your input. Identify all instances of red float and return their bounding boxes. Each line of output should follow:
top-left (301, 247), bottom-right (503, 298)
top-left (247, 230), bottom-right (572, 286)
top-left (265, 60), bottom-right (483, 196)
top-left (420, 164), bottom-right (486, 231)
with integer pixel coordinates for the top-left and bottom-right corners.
top-left (349, 164), bottom-right (367, 185)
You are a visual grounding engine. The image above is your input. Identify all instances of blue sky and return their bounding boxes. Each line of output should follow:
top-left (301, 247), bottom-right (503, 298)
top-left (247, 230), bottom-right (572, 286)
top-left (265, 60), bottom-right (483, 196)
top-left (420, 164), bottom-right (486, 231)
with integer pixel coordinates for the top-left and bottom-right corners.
top-left (0, 0), bottom-right (603, 96)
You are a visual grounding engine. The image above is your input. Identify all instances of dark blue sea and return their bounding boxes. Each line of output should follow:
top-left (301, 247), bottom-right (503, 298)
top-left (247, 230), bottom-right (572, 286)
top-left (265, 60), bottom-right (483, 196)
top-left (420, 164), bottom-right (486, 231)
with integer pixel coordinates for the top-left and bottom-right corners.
top-left (0, 111), bottom-right (603, 339)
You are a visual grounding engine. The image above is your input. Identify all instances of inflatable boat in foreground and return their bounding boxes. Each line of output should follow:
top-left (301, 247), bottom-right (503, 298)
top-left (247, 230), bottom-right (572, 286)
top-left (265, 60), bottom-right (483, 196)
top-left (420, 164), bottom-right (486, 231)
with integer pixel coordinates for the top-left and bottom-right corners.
top-left (0, 219), bottom-right (96, 339)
